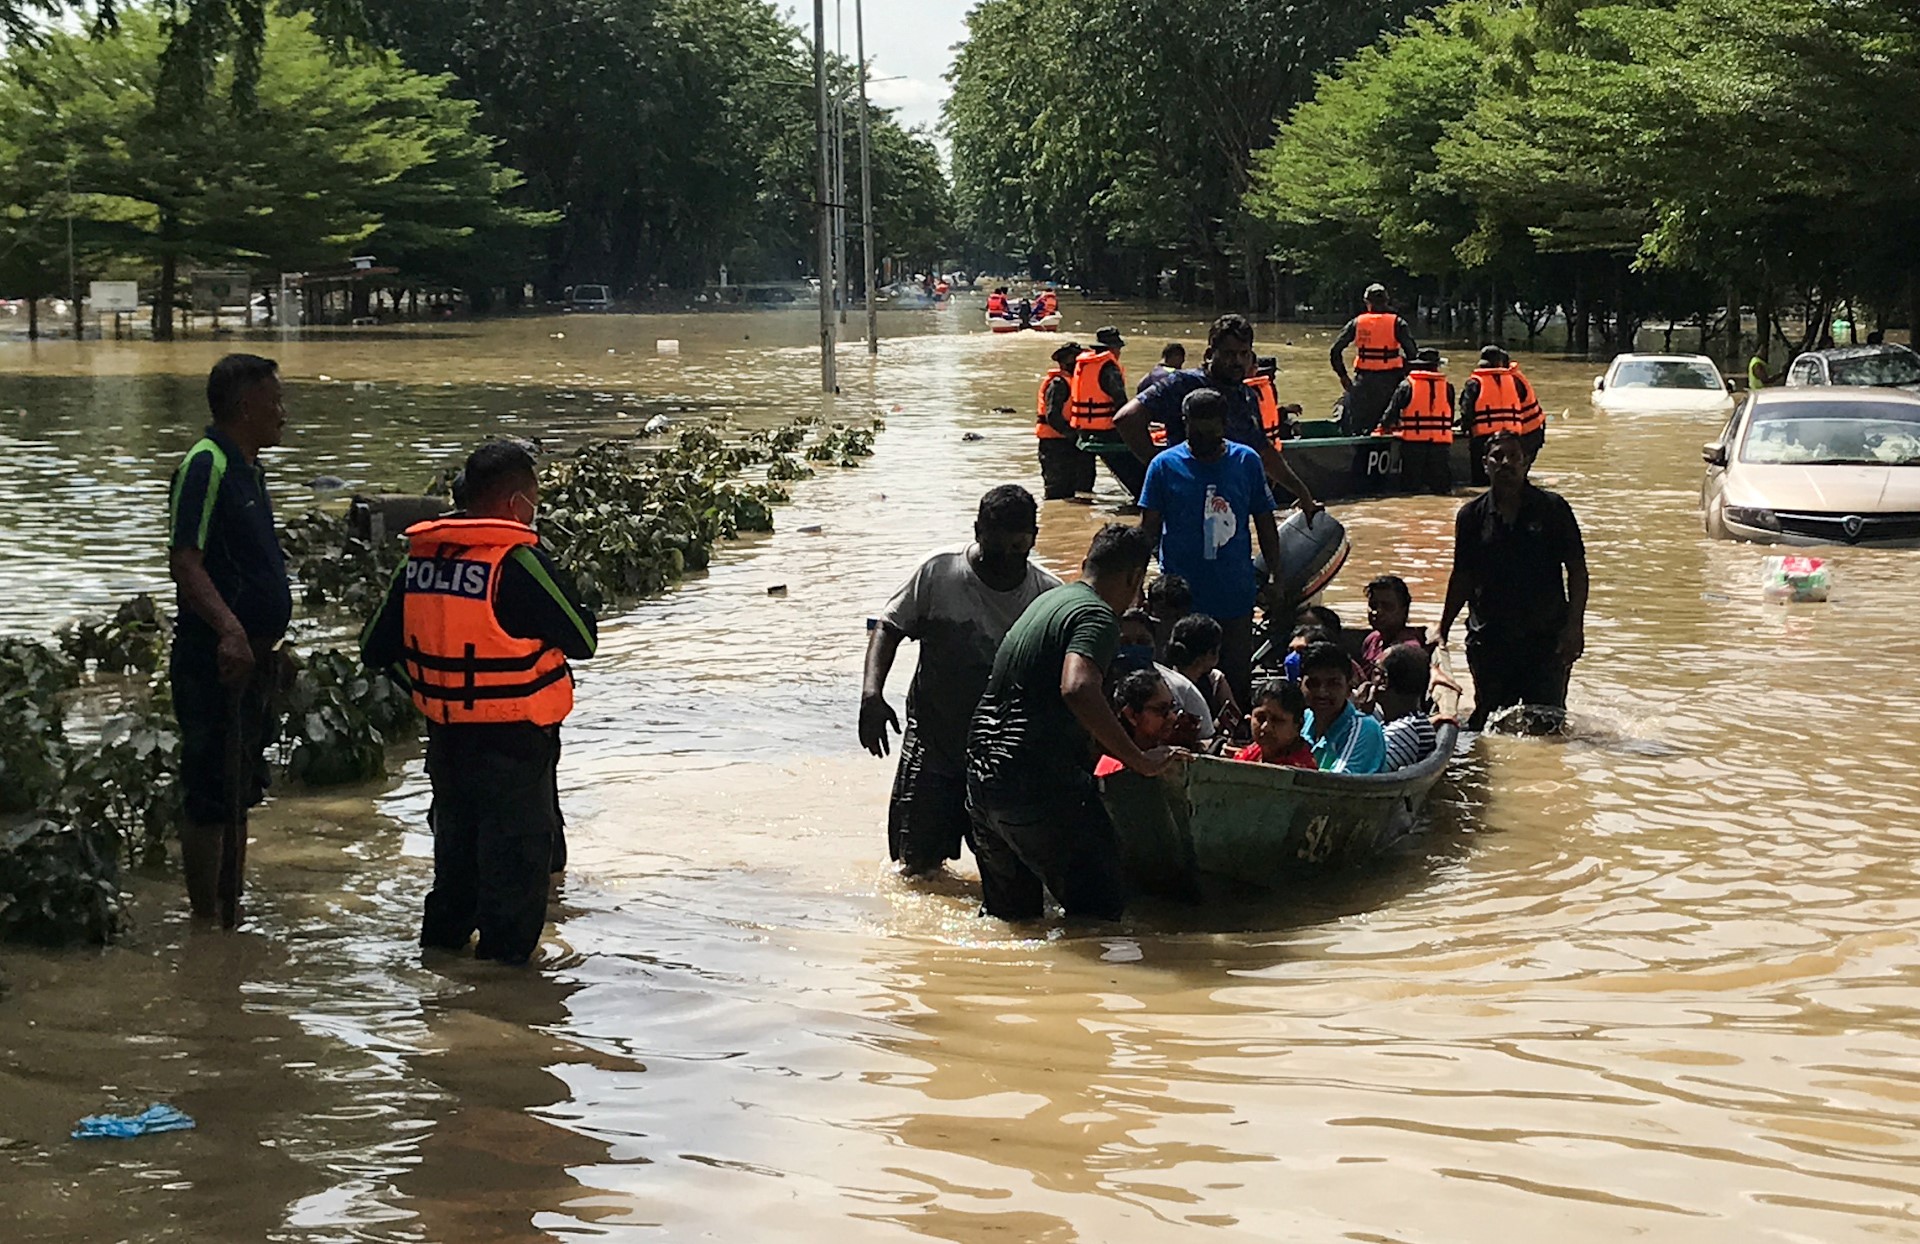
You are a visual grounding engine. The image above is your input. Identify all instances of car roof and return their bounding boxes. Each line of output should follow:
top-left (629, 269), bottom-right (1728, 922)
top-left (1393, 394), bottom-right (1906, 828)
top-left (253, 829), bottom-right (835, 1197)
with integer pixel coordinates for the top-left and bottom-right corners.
top-left (1609, 353), bottom-right (1715, 364)
top-left (1799, 343), bottom-right (1914, 361)
top-left (1749, 386), bottom-right (1920, 407)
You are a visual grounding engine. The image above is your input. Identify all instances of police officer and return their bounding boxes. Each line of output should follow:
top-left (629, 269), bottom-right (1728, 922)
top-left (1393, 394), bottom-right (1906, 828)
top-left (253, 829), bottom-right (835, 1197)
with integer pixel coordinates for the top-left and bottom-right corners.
top-left (1068, 326), bottom-right (1144, 498)
top-left (1380, 347), bottom-right (1457, 494)
top-left (167, 353), bottom-right (294, 926)
top-left (361, 440), bottom-right (597, 964)
top-left (1330, 283), bottom-right (1418, 435)
top-left (1036, 340), bottom-right (1095, 500)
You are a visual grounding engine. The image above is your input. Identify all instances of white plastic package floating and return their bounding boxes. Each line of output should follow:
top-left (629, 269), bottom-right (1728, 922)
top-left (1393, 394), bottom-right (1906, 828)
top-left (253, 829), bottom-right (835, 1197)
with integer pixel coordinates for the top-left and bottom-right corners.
top-left (1760, 555), bottom-right (1830, 603)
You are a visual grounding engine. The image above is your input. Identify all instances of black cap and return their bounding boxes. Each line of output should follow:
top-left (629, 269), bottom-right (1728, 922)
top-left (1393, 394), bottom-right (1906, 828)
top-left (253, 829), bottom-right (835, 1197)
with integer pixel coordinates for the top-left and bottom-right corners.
top-left (1095, 326), bottom-right (1126, 350)
top-left (1364, 282), bottom-right (1388, 300)
top-left (1478, 344), bottom-right (1507, 366)
top-left (1052, 341), bottom-right (1083, 366)
top-left (1415, 347), bottom-right (1443, 366)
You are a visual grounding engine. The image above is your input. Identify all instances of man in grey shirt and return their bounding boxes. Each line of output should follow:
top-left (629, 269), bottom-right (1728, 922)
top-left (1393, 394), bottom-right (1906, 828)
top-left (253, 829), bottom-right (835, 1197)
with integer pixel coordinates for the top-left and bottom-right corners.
top-left (860, 486), bottom-right (1062, 875)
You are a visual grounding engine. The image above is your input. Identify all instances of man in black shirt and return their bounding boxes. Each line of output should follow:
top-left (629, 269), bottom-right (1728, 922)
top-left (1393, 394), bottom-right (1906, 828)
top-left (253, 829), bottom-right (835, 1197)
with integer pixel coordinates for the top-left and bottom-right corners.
top-left (167, 353), bottom-right (294, 925)
top-left (1438, 432), bottom-right (1589, 730)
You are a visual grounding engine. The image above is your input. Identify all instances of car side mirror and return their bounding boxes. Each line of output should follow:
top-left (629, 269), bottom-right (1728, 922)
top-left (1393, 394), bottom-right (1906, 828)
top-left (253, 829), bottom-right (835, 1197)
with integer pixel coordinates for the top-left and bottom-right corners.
top-left (1702, 442), bottom-right (1728, 467)
top-left (1592, 376), bottom-right (1604, 391)
top-left (1724, 378), bottom-right (1737, 393)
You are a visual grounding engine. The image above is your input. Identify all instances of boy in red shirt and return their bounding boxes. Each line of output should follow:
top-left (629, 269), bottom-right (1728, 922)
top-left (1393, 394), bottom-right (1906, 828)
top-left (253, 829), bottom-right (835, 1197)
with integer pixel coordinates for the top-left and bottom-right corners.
top-left (1235, 679), bottom-right (1316, 769)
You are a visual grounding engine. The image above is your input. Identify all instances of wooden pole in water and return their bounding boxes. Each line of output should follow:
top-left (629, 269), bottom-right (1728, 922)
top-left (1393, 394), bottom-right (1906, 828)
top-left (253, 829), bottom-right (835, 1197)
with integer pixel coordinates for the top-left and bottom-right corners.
top-left (813, 0), bottom-right (836, 394)
top-left (857, 0), bottom-right (877, 356)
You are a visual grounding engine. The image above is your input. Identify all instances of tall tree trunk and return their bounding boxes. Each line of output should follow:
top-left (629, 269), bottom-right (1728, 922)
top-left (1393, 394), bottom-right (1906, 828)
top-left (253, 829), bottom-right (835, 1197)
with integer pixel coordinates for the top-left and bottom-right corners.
top-left (1725, 281), bottom-right (1740, 366)
top-left (1492, 280), bottom-right (1506, 342)
top-left (155, 234), bottom-right (178, 342)
top-left (1909, 269), bottom-right (1920, 350)
top-left (27, 293), bottom-right (38, 340)
top-left (1208, 245), bottom-right (1231, 310)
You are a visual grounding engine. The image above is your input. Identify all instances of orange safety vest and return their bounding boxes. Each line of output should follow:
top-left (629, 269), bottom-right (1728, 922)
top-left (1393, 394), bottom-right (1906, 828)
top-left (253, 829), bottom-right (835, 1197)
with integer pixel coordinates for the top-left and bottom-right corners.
top-left (1353, 312), bottom-right (1404, 372)
top-left (1245, 374), bottom-right (1282, 442)
top-left (1509, 365), bottom-right (1546, 435)
top-left (400, 517), bottom-right (575, 727)
top-left (986, 293), bottom-right (1009, 316)
top-left (1068, 349), bottom-right (1124, 433)
top-left (1035, 293), bottom-right (1057, 317)
top-left (1396, 370), bottom-right (1454, 443)
top-left (1467, 367), bottom-right (1526, 437)
top-left (1035, 367), bottom-right (1069, 440)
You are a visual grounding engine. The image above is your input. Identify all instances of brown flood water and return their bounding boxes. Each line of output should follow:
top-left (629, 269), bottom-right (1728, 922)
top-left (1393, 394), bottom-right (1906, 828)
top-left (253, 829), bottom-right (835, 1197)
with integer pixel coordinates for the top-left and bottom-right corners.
top-left (5, 302), bottom-right (1920, 1242)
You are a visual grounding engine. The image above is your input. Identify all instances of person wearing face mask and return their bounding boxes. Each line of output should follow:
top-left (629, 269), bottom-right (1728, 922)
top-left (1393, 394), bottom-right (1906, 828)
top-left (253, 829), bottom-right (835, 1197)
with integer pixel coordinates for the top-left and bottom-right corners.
top-left (1112, 313), bottom-right (1323, 518)
top-left (860, 486), bottom-right (1061, 877)
top-left (361, 439), bottom-right (598, 965)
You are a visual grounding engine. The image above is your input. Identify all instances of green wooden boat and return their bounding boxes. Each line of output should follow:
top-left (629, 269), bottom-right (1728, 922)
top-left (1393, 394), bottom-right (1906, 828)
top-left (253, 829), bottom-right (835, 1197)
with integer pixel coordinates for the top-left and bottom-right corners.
top-left (1078, 421), bottom-right (1470, 504)
top-left (1102, 721), bottom-right (1462, 895)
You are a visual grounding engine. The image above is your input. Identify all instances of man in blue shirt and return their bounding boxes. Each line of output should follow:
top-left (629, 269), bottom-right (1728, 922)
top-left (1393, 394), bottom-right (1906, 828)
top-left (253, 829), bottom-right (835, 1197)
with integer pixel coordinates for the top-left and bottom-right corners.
top-left (1138, 388), bottom-right (1283, 706)
top-left (1298, 641), bottom-right (1386, 774)
top-left (1112, 313), bottom-right (1323, 515)
top-left (167, 353), bottom-right (294, 925)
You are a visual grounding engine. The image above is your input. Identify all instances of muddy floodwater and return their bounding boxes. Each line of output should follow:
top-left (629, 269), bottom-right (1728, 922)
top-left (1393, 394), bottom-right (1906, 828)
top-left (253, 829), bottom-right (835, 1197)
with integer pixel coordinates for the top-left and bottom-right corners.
top-left (5, 303), bottom-right (1920, 1242)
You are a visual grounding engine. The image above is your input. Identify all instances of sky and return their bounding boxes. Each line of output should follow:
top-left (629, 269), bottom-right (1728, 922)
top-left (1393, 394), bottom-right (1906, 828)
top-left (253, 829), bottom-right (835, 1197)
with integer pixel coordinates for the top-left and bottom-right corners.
top-left (775, 0), bottom-right (974, 136)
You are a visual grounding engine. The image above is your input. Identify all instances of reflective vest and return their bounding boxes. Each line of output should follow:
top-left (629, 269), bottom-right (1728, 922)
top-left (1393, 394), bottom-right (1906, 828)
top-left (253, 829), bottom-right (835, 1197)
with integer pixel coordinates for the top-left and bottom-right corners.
top-left (399, 517), bottom-right (575, 727)
top-left (1468, 367), bottom-right (1525, 437)
top-left (1035, 368), bottom-right (1069, 440)
top-left (1748, 356), bottom-right (1767, 389)
top-left (1245, 374), bottom-right (1282, 442)
top-left (1353, 312), bottom-right (1404, 372)
top-left (1035, 292), bottom-right (1057, 317)
top-left (986, 292), bottom-right (1009, 316)
top-left (1396, 370), bottom-right (1454, 443)
top-left (1509, 365), bottom-right (1546, 435)
top-left (1068, 349), bottom-right (1123, 433)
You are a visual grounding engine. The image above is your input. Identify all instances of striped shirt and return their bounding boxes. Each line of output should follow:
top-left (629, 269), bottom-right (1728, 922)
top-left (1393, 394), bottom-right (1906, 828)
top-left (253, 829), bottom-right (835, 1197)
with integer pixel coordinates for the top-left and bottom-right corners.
top-left (1380, 713), bottom-right (1437, 771)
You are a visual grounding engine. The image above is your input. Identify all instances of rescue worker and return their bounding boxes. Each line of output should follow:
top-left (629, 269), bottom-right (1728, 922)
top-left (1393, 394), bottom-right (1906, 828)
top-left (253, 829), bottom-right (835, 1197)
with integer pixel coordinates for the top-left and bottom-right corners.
top-left (1033, 288), bottom-right (1058, 319)
top-left (986, 286), bottom-right (1011, 319)
top-left (1245, 355), bottom-right (1301, 442)
top-left (1507, 356), bottom-right (1548, 463)
top-left (167, 353), bottom-right (294, 927)
top-left (1036, 340), bottom-right (1095, 499)
top-left (1379, 347), bottom-right (1457, 495)
top-left (1068, 326), bottom-right (1145, 498)
top-left (1747, 351), bottom-right (1777, 391)
top-left (1458, 346), bottom-right (1543, 484)
top-left (1329, 282), bottom-right (1418, 435)
top-left (360, 440), bottom-right (598, 965)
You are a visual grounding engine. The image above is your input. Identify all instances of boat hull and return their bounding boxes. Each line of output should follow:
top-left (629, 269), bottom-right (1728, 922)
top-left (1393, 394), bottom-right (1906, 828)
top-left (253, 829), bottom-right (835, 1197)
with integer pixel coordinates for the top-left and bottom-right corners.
top-left (1102, 727), bottom-right (1459, 894)
top-left (1271, 435), bottom-right (1472, 504)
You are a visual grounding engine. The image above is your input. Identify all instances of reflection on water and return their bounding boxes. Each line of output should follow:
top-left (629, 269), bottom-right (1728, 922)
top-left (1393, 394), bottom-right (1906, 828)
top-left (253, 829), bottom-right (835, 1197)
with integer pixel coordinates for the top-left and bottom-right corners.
top-left (6, 307), bottom-right (1920, 1241)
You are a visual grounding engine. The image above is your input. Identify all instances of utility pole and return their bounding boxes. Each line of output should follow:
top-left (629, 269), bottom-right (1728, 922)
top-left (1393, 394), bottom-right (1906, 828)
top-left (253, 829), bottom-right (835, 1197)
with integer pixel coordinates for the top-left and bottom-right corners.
top-left (66, 163), bottom-right (79, 341)
top-left (834, 0), bottom-right (848, 327)
top-left (857, 0), bottom-right (877, 355)
top-left (813, 0), bottom-right (836, 393)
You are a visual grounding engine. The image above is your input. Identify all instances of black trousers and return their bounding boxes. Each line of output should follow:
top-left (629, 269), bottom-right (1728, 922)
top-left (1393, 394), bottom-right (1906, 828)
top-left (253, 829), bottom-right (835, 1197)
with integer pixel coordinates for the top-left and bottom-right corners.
top-left (1344, 371), bottom-right (1402, 434)
top-left (966, 773), bottom-right (1126, 922)
top-left (1465, 632), bottom-right (1569, 730)
top-left (887, 724), bottom-right (971, 873)
top-left (422, 722), bottom-right (561, 964)
top-left (1100, 451), bottom-right (1148, 501)
top-left (171, 639), bottom-right (276, 826)
top-left (1401, 440), bottom-right (1455, 494)
top-left (1037, 437), bottom-right (1096, 500)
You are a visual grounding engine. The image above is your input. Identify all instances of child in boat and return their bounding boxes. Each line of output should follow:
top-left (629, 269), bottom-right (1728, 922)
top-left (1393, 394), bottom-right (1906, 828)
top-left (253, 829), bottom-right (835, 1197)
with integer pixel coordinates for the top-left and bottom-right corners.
top-left (1167, 613), bottom-right (1242, 737)
top-left (1234, 679), bottom-right (1315, 770)
top-left (1375, 643), bottom-right (1438, 770)
top-left (1360, 575), bottom-right (1427, 671)
top-left (1299, 641), bottom-right (1387, 774)
top-left (1115, 608), bottom-right (1208, 746)
top-left (1095, 668), bottom-right (1180, 778)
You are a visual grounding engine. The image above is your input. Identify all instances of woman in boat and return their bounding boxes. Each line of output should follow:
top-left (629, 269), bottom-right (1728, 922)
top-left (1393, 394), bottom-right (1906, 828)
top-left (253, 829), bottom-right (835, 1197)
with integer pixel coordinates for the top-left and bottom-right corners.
top-left (1094, 668), bottom-right (1179, 778)
top-left (1166, 614), bottom-right (1241, 738)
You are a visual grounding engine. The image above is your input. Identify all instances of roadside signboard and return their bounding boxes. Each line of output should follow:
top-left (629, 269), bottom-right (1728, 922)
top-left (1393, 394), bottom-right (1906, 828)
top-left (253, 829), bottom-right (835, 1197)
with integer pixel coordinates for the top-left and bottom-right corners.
top-left (89, 280), bottom-right (139, 312)
top-left (191, 270), bottom-right (250, 313)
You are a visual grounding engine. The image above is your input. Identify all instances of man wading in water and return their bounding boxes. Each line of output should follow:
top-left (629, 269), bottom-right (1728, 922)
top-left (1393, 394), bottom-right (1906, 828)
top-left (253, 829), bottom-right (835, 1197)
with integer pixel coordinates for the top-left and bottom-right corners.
top-left (1439, 431), bottom-right (1588, 730)
top-left (965, 523), bottom-right (1176, 922)
top-left (862, 486), bottom-right (1060, 876)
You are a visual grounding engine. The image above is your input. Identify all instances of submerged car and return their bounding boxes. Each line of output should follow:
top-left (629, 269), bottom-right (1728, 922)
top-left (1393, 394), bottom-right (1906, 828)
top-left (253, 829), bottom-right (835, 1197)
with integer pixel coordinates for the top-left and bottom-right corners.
top-left (1701, 388), bottom-right (1920, 546)
top-left (567, 283), bottom-right (613, 312)
top-left (1782, 343), bottom-right (1920, 393)
top-left (1592, 353), bottom-right (1734, 415)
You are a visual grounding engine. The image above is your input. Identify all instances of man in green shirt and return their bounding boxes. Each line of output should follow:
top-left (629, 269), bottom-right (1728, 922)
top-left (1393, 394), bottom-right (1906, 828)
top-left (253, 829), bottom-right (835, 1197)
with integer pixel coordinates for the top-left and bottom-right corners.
top-left (964, 523), bottom-right (1176, 921)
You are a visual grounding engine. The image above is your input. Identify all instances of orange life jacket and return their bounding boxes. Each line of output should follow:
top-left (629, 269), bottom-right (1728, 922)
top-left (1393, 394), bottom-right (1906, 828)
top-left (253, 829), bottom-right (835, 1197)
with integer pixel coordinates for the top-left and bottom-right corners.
top-left (1396, 370), bottom-right (1454, 443)
top-left (1468, 367), bottom-right (1526, 437)
top-left (1034, 292), bottom-right (1056, 317)
top-left (1068, 349), bottom-right (1124, 433)
top-left (399, 517), bottom-right (575, 727)
top-left (1509, 365), bottom-right (1546, 436)
top-left (986, 292), bottom-right (1009, 316)
top-left (1353, 312), bottom-right (1405, 372)
top-left (1035, 367), bottom-right (1069, 440)
top-left (1245, 374), bottom-right (1282, 442)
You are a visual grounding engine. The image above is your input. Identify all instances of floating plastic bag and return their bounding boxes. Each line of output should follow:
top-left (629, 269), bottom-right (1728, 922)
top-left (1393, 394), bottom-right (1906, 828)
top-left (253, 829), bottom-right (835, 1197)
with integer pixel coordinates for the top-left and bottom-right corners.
top-left (72, 1103), bottom-right (196, 1140)
top-left (1761, 555), bottom-right (1830, 603)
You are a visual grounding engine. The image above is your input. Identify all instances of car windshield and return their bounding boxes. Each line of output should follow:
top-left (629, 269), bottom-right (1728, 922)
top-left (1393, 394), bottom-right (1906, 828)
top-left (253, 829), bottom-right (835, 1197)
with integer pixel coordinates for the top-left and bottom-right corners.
top-left (1826, 350), bottom-right (1920, 387)
top-left (1611, 359), bottom-right (1721, 390)
top-left (575, 286), bottom-right (608, 300)
top-left (1741, 400), bottom-right (1920, 465)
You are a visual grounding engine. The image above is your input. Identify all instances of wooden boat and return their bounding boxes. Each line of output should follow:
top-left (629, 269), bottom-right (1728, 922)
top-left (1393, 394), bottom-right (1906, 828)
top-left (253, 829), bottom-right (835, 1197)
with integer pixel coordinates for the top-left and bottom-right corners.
top-left (1102, 672), bottom-right (1463, 895)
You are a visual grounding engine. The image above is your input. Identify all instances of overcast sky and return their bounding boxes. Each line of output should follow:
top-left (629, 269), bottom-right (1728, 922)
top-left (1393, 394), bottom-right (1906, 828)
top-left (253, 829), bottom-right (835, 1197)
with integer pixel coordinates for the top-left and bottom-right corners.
top-left (775, 0), bottom-right (973, 135)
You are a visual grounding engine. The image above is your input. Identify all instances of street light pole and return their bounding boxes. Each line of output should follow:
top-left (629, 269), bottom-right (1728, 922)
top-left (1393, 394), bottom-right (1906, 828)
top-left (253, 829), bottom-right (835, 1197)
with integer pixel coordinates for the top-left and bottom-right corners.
top-left (813, 0), bottom-right (836, 393)
top-left (66, 163), bottom-right (79, 341)
top-left (856, 0), bottom-right (877, 356)
top-left (834, 0), bottom-right (848, 327)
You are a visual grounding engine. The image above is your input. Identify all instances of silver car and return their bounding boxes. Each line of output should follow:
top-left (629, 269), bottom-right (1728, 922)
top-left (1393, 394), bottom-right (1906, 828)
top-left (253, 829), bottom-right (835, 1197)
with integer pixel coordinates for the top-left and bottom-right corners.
top-left (1701, 388), bottom-right (1920, 546)
top-left (1783, 343), bottom-right (1920, 393)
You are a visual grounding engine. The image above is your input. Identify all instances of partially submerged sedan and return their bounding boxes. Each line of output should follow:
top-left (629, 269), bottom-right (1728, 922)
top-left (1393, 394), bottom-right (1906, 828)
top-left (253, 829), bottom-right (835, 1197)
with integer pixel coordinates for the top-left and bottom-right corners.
top-left (1783, 343), bottom-right (1920, 393)
top-left (1701, 388), bottom-right (1920, 546)
top-left (1592, 353), bottom-right (1734, 415)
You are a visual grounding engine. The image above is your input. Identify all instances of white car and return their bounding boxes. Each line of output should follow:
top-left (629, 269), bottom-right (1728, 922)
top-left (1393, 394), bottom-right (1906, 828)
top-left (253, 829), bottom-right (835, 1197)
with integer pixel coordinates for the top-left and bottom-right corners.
top-left (1592, 353), bottom-right (1734, 415)
top-left (1700, 388), bottom-right (1920, 546)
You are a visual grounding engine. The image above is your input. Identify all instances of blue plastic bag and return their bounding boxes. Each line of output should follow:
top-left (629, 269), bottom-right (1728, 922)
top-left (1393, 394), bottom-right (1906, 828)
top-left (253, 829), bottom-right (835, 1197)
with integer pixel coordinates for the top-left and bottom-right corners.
top-left (72, 1103), bottom-right (196, 1140)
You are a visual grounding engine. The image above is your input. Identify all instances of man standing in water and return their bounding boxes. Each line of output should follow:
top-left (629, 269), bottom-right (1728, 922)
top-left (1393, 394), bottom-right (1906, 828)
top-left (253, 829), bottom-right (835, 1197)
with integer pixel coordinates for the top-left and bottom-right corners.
top-left (1138, 389), bottom-right (1283, 708)
top-left (1330, 283), bottom-right (1418, 434)
top-left (965, 524), bottom-right (1175, 922)
top-left (361, 441), bottom-right (597, 964)
top-left (1439, 432), bottom-right (1588, 730)
top-left (861, 486), bottom-right (1060, 876)
top-left (167, 354), bottom-right (293, 926)
top-left (1035, 341), bottom-right (1095, 500)
top-left (1113, 313), bottom-right (1324, 516)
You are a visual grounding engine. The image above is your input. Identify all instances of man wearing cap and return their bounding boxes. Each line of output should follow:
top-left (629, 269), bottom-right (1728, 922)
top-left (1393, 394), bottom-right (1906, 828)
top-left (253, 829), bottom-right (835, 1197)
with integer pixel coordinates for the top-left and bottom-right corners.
top-left (1379, 347), bottom-right (1457, 494)
top-left (1459, 345), bottom-right (1544, 485)
top-left (1068, 326), bottom-right (1144, 498)
top-left (1036, 340), bottom-right (1095, 499)
top-left (1330, 283), bottom-right (1418, 435)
